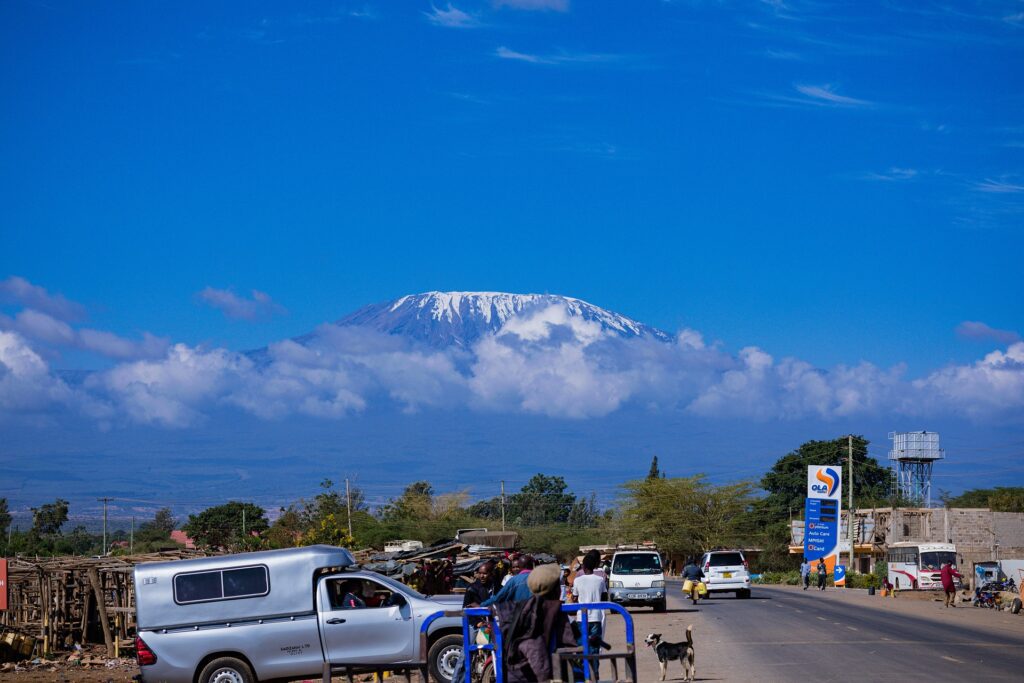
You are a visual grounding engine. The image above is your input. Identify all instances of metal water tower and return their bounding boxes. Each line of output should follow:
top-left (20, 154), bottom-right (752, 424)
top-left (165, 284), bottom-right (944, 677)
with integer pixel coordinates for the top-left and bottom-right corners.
top-left (888, 431), bottom-right (944, 507)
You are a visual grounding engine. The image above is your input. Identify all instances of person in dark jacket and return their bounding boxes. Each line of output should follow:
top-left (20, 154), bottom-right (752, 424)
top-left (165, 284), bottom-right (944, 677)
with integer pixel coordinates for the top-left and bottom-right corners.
top-left (681, 558), bottom-right (704, 603)
top-left (816, 559), bottom-right (827, 591)
top-left (463, 560), bottom-right (497, 627)
top-left (464, 560), bottom-right (498, 606)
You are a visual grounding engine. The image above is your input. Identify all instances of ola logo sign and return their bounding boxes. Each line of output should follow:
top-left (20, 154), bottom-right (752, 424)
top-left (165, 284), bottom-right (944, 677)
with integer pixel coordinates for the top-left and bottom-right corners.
top-left (807, 466), bottom-right (841, 500)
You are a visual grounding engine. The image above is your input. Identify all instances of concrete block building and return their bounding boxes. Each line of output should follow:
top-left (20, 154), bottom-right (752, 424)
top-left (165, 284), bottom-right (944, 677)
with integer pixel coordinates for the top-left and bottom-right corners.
top-left (791, 507), bottom-right (1024, 575)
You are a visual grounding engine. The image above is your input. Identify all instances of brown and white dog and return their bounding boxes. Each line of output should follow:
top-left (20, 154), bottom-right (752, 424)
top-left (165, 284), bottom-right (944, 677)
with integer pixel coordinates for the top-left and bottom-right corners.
top-left (644, 627), bottom-right (695, 682)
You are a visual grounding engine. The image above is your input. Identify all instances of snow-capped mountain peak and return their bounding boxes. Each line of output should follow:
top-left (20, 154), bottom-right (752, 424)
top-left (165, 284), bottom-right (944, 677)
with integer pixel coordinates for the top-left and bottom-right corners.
top-left (334, 291), bottom-right (670, 348)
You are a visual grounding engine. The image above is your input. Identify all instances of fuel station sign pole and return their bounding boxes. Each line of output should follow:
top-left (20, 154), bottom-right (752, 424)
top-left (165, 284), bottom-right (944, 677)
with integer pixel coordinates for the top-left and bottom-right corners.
top-left (804, 465), bottom-right (844, 586)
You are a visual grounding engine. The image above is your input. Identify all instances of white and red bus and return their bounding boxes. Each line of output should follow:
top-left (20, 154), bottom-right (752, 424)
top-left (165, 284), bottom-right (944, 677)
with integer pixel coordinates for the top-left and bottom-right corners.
top-left (886, 542), bottom-right (960, 590)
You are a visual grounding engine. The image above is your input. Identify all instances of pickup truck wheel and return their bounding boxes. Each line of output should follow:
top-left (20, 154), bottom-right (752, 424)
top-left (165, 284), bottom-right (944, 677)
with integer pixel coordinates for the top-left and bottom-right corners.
top-left (198, 657), bottom-right (255, 683)
top-left (428, 634), bottom-right (464, 683)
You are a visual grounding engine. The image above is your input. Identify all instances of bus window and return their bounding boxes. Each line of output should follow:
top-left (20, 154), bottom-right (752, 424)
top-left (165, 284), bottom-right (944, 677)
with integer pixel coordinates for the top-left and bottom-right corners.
top-left (920, 551), bottom-right (956, 571)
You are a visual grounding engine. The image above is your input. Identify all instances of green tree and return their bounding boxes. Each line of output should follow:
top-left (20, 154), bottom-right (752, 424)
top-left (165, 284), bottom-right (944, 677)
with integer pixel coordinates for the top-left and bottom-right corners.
top-left (466, 496), bottom-right (503, 520)
top-left (618, 475), bottom-right (756, 559)
top-left (53, 525), bottom-right (100, 555)
top-left (758, 436), bottom-right (890, 525)
top-left (751, 436), bottom-right (894, 571)
top-left (183, 502), bottom-right (269, 550)
top-left (152, 508), bottom-right (177, 534)
top-left (0, 498), bottom-right (10, 537)
top-left (289, 479), bottom-right (374, 548)
top-left (647, 456), bottom-right (662, 480)
top-left (381, 481), bottom-right (434, 522)
top-left (567, 493), bottom-right (599, 528)
top-left (508, 474), bottom-right (576, 526)
top-left (31, 498), bottom-right (69, 535)
top-left (941, 487), bottom-right (1024, 512)
top-left (137, 508), bottom-right (176, 541)
top-left (266, 506), bottom-right (304, 549)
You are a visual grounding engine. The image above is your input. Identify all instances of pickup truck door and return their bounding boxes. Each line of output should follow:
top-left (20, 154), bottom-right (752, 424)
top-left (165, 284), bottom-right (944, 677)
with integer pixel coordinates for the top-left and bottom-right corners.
top-left (318, 576), bottom-right (417, 664)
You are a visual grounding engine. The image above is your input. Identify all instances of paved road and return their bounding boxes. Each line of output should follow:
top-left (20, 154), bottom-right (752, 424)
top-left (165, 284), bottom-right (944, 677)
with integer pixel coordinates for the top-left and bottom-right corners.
top-left (602, 581), bottom-right (1024, 682)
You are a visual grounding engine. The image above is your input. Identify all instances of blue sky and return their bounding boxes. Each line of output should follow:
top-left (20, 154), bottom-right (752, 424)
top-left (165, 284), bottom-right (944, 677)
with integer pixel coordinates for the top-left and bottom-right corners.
top-left (1, 1), bottom-right (1023, 516)
top-left (2, 0), bottom-right (1021, 368)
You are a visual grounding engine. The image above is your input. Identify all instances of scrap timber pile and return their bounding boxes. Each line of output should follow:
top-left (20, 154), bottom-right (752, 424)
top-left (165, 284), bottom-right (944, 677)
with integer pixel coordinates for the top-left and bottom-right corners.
top-left (0, 550), bottom-right (206, 663)
top-left (356, 531), bottom-right (554, 594)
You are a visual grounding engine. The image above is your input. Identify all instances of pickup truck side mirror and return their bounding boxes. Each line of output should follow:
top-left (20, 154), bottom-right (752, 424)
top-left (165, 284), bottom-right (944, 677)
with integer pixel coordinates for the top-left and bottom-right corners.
top-left (388, 594), bottom-right (407, 608)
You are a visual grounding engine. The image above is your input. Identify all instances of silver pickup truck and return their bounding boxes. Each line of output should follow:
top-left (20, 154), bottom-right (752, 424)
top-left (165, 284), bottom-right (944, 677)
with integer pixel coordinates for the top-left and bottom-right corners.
top-left (134, 545), bottom-right (465, 683)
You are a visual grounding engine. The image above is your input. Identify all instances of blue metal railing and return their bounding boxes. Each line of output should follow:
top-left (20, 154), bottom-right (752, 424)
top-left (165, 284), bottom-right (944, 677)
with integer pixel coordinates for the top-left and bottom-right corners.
top-left (559, 602), bottom-right (635, 682)
top-left (420, 602), bottom-right (635, 683)
top-left (421, 607), bottom-right (503, 683)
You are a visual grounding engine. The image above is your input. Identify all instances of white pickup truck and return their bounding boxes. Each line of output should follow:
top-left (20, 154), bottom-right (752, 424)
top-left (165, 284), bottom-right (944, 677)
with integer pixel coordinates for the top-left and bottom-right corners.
top-left (134, 546), bottom-right (465, 683)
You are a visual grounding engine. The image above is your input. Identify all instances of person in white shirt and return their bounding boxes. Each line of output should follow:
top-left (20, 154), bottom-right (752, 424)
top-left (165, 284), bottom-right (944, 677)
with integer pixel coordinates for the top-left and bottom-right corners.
top-left (571, 553), bottom-right (607, 677)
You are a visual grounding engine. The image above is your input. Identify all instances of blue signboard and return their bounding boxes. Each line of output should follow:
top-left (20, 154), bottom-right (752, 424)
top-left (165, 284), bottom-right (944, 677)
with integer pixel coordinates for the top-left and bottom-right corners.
top-left (803, 497), bottom-right (839, 561)
top-left (834, 565), bottom-right (846, 585)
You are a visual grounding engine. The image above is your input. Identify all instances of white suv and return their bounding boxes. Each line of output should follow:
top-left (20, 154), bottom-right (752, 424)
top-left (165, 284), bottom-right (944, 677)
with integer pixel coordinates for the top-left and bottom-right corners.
top-left (700, 550), bottom-right (751, 598)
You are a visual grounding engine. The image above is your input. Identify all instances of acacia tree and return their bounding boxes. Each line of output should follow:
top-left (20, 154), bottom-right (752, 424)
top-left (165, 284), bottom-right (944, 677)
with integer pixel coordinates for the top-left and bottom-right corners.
top-left (618, 476), bottom-right (756, 559)
top-left (31, 498), bottom-right (69, 535)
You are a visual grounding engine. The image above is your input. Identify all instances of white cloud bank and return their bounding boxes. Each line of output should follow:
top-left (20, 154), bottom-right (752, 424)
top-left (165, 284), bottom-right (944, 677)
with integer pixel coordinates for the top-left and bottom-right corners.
top-left (0, 276), bottom-right (170, 361)
top-left (2, 303), bottom-right (1023, 429)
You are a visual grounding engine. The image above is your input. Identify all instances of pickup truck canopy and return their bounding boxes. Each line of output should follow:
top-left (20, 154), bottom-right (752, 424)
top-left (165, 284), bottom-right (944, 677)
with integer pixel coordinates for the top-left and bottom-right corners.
top-left (135, 545), bottom-right (355, 630)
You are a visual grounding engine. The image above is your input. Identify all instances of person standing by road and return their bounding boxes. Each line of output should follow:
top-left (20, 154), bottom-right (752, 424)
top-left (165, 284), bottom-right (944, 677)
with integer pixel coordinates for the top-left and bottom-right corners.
top-left (941, 562), bottom-right (963, 608)
top-left (800, 560), bottom-right (811, 590)
top-left (816, 559), bottom-right (827, 591)
top-left (572, 552), bottom-right (607, 678)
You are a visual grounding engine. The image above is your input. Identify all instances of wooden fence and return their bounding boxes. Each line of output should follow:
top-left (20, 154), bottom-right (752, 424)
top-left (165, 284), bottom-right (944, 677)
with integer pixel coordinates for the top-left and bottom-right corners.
top-left (0, 551), bottom-right (206, 660)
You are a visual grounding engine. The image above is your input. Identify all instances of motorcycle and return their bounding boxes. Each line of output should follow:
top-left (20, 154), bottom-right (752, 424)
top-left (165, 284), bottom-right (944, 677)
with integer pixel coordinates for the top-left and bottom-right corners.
top-left (973, 587), bottom-right (1000, 609)
top-left (682, 578), bottom-right (707, 604)
top-left (472, 622), bottom-right (496, 683)
top-left (982, 578), bottom-right (1017, 594)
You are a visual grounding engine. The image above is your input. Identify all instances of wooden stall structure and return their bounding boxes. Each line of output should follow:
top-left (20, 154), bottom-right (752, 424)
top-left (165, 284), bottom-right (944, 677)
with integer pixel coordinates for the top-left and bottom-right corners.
top-left (0, 550), bottom-right (206, 661)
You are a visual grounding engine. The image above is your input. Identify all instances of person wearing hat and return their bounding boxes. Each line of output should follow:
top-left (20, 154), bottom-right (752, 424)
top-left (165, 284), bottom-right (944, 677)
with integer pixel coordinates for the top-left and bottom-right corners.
top-left (527, 562), bottom-right (563, 600)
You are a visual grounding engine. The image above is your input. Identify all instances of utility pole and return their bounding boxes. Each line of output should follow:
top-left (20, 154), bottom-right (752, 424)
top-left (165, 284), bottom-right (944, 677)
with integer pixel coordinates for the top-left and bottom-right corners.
top-left (97, 497), bottom-right (112, 555)
top-left (848, 435), bottom-right (855, 576)
top-left (242, 507), bottom-right (247, 537)
top-left (130, 516), bottom-right (135, 555)
top-left (499, 481), bottom-right (507, 532)
top-left (345, 478), bottom-right (353, 539)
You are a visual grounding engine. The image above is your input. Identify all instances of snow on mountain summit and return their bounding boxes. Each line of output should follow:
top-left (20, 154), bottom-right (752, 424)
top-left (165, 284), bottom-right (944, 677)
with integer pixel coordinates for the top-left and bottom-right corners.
top-left (334, 291), bottom-right (671, 348)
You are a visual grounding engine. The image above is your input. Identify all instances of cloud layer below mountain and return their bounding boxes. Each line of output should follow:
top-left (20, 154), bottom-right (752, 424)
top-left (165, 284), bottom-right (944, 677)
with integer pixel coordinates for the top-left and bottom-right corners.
top-left (2, 301), bottom-right (1023, 429)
